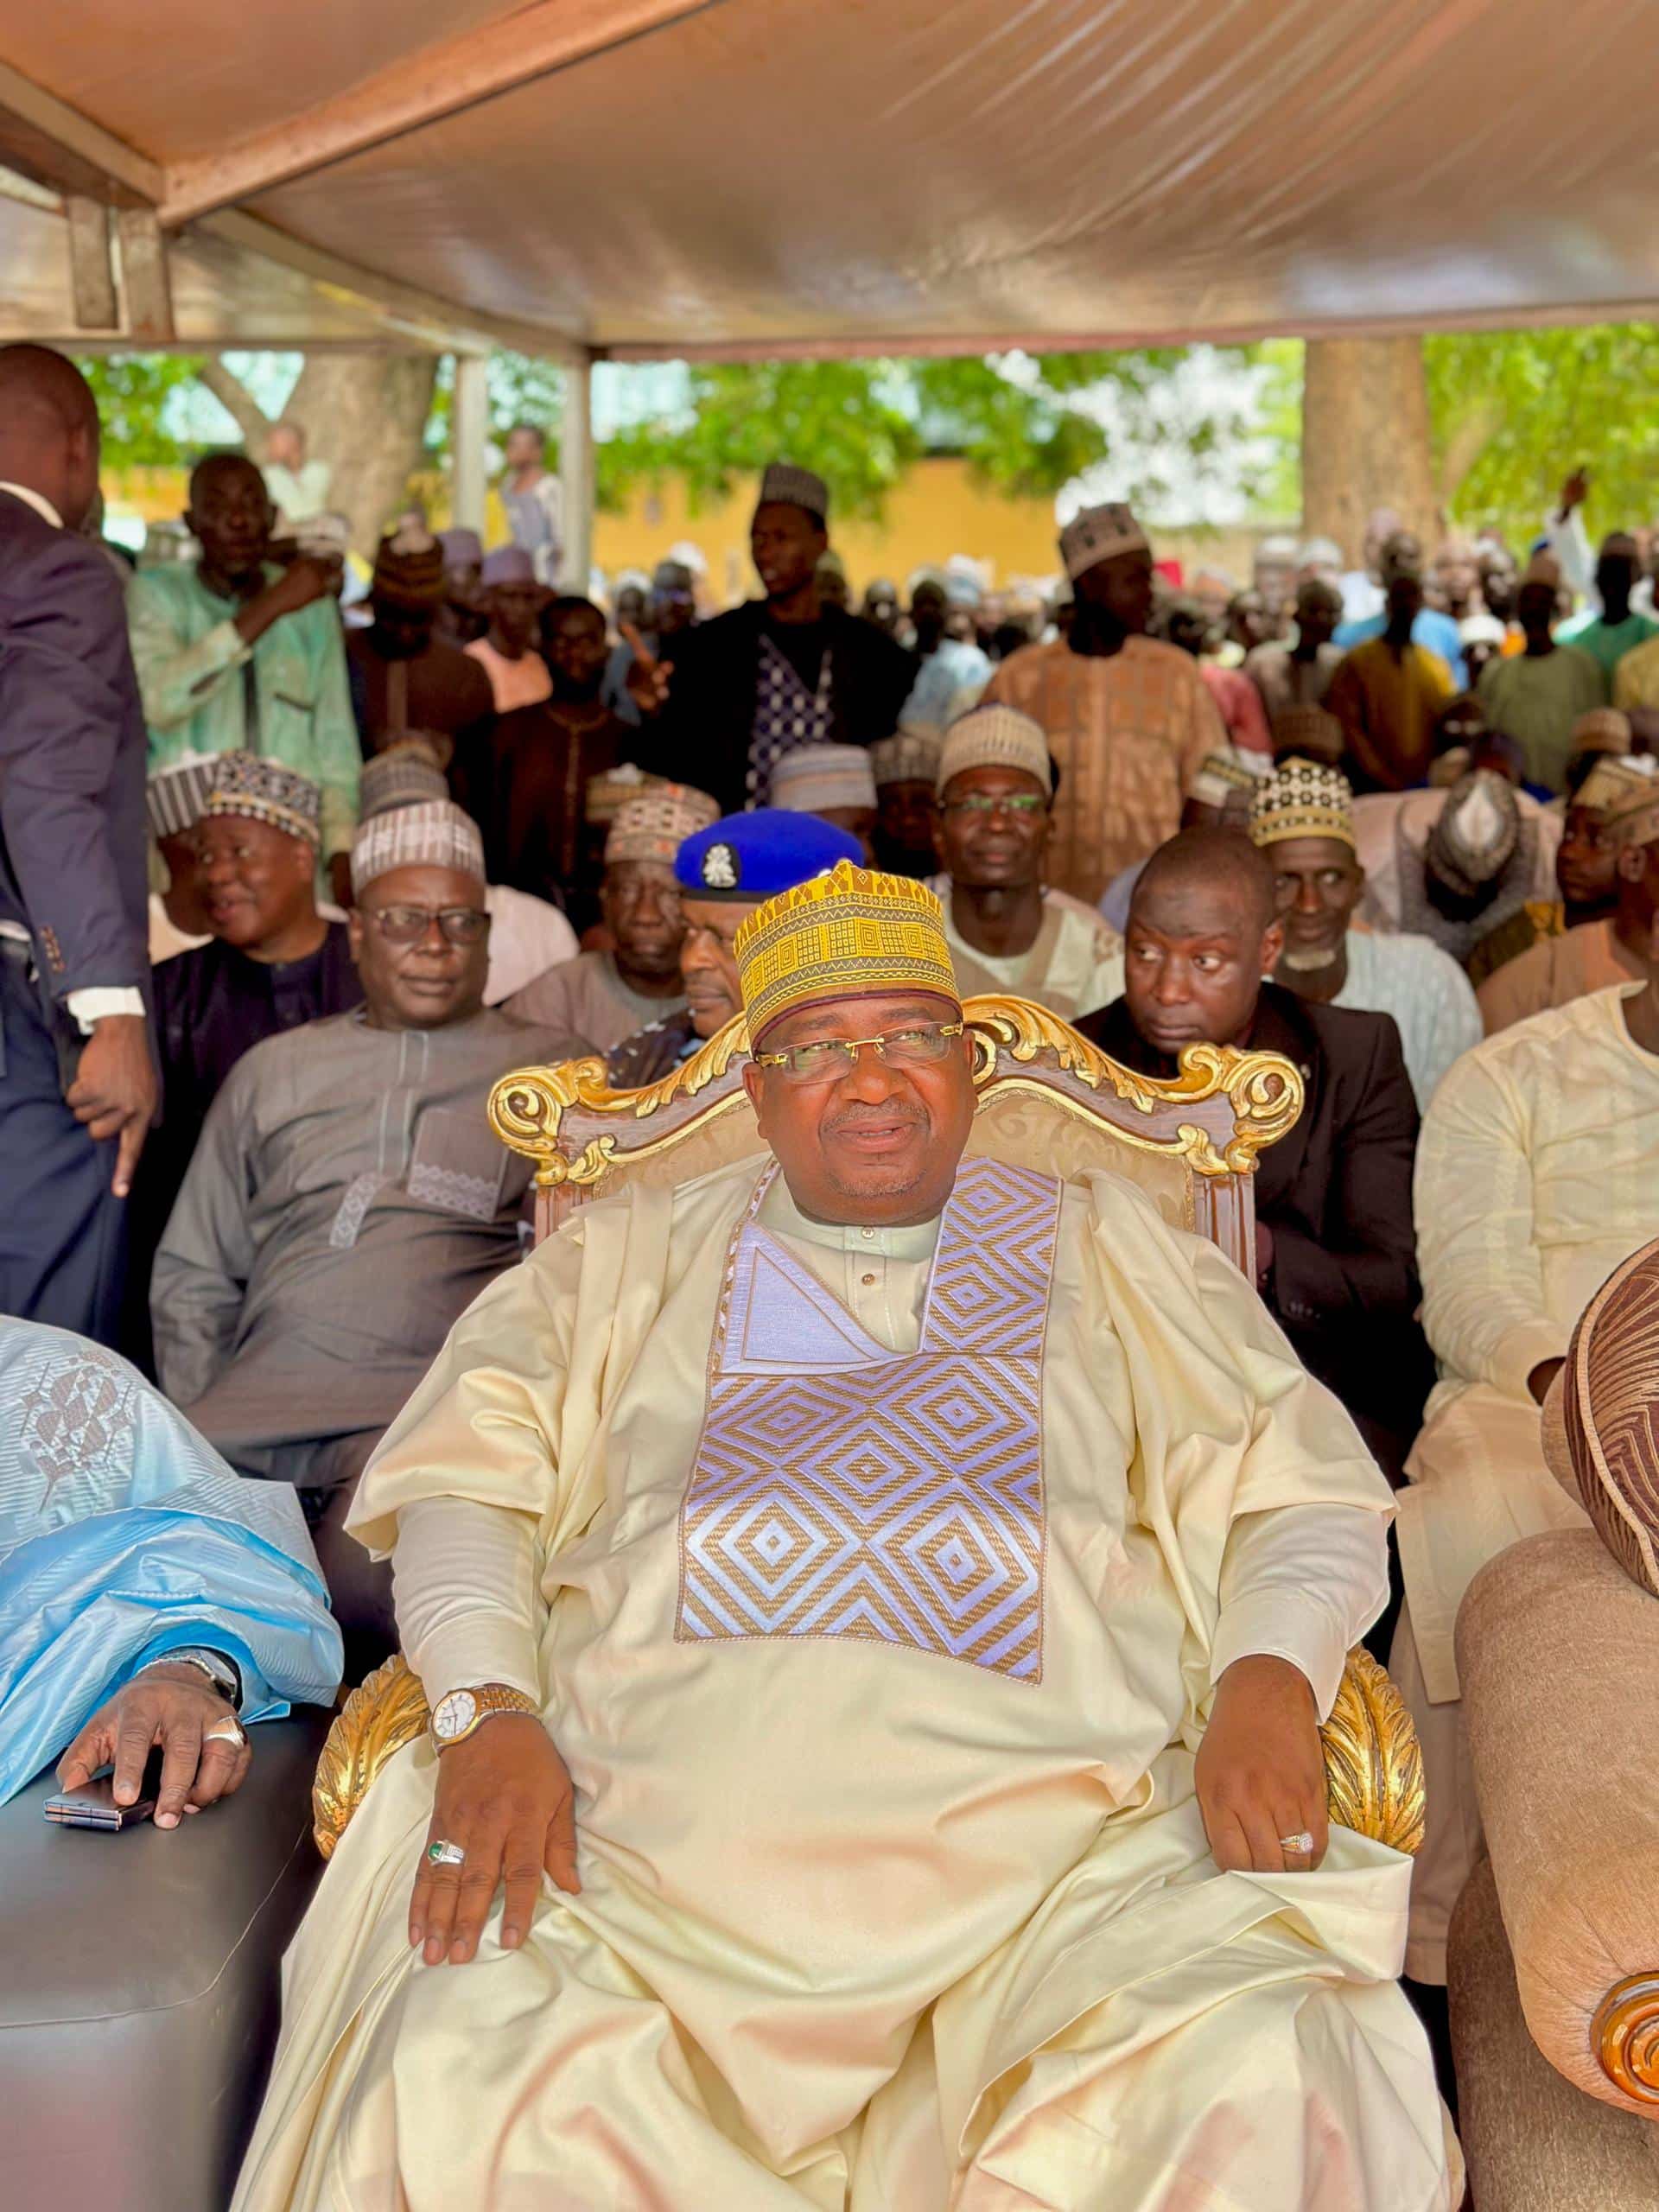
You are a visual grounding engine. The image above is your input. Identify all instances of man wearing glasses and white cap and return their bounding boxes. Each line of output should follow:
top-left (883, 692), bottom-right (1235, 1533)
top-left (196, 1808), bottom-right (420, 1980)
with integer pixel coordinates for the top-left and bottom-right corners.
top-left (983, 500), bottom-right (1226, 906)
top-left (150, 799), bottom-right (583, 1651)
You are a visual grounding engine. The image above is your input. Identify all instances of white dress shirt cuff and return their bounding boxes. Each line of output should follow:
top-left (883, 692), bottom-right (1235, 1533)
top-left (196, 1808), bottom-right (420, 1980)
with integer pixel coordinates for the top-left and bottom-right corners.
top-left (1210, 1504), bottom-right (1390, 1722)
top-left (392, 1496), bottom-right (543, 1708)
top-left (66, 986), bottom-right (147, 1033)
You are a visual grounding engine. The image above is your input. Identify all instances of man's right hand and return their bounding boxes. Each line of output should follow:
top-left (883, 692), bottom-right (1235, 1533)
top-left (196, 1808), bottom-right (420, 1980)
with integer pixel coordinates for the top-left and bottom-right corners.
top-left (233, 554), bottom-right (340, 646)
top-left (620, 620), bottom-right (672, 715)
top-left (410, 1713), bottom-right (579, 1967)
top-left (66, 1012), bottom-right (157, 1197)
top-left (1559, 467), bottom-right (1590, 516)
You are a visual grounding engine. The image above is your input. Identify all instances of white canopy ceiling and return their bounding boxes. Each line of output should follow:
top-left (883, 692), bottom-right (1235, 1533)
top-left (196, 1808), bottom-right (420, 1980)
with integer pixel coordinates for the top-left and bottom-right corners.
top-left (3, 0), bottom-right (1658, 358)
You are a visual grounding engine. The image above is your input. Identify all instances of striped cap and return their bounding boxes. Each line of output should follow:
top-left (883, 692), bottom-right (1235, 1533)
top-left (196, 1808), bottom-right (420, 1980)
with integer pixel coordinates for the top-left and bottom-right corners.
top-left (350, 799), bottom-right (484, 896)
top-left (146, 752), bottom-right (219, 841)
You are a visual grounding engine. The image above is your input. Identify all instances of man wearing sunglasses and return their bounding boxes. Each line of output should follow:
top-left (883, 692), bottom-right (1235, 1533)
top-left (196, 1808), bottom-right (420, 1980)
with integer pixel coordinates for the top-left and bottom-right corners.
top-left (238, 859), bottom-right (1451, 2212)
top-left (930, 702), bottom-right (1124, 1021)
top-left (150, 799), bottom-right (583, 1660)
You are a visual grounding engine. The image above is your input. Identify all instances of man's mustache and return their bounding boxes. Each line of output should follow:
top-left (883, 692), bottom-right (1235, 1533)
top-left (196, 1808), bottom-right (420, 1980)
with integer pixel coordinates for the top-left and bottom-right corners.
top-left (823, 1101), bottom-right (927, 1135)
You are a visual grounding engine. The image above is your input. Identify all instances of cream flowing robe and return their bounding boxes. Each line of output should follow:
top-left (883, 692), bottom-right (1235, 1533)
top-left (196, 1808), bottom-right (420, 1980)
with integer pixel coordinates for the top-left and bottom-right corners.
top-left (1396, 985), bottom-right (1659, 1978)
top-left (237, 1160), bottom-right (1455, 2212)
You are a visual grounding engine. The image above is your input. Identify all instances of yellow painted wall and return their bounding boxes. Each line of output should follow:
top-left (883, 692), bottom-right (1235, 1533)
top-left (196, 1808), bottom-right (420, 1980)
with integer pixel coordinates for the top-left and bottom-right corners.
top-left (593, 458), bottom-right (1062, 601)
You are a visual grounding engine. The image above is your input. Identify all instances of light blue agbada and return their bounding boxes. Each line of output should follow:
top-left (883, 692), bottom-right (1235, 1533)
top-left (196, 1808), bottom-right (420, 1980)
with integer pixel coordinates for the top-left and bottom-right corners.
top-left (0, 1319), bottom-right (342, 1804)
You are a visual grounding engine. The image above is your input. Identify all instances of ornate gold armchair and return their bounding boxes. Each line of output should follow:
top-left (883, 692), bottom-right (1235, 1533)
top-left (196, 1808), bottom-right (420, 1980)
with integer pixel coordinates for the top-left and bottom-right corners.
top-left (315, 998), bottom-right (1425, 1861)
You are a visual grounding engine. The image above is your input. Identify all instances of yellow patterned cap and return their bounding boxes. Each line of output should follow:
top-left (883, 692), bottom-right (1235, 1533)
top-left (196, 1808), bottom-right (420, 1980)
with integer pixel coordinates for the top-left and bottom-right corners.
top-left (734, 859), bottom-right (961, 1043)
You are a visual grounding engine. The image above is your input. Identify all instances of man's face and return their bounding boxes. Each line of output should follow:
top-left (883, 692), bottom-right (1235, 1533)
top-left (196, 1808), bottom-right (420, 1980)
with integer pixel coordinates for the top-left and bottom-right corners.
top-left (1230, 590), bottom-right (1274, 652)
top-left (1386, 569), bottom-right (1425, 626)
top-left (601, 859), bottom-right (685, 980)
top-left (863, 585), bottom-right (899, 631)
top-left (652, 579), bottom-right (697, 639)
top-left (1380, 531), bottom-right (1423, 585)
top-left (936, 765), bottom-right (1050, 890)
top-left (1124, 877), bottom-right (1282, 1055)
top-left (192, 813), bottom-right (315, 950)
top-left (486, 579), bottom-right (543, 654)
top-left (875, 779), bottom-right (937, 865)
top-left (445, 556), bottom-right (484, 606)
top-left (372, 601), bottom-right (435, 659)
top-left (817, 558), bottom-right (850, 612)
top-left (910, 583), bottom-right (947, 650)
top-left (1516, 580), bottom-right (1556, 639)
top-left (348, 862), bottom-right (491, 1031)
top-left (742, 989), bottom-right (976, 1227)
top-left (1433, 543), bottom-right (1478, 612)
top-left (1462, 635), bottom-right (1502, 685)
top-left (1265, 835), bottom-right (1363, 968)
top-left (545, 604), bottom-right (608, 696)
top-left (187, 458), bottom-right (275, 587)
top-left (1478, 550), bottom-right (1517, 622)
top-left (1597, 547), bottom-right (1639, 607)
top-left (1559, 804), bottom-right (1618, 909)
top-left (505, 428), bottom-right (543, 474)
top-left (815, 804), bottom-right (878, 862)
top-left (1294, 582), bottom-right (1341, 652)
top-left (1077, 547), bottom-right (1154, 635)
top-left (751, 502), bottom-right (826, 603)
top-left (615, 585), bottom-right (648, 630)
top-left (677, 895), bottom-right (754, 1037)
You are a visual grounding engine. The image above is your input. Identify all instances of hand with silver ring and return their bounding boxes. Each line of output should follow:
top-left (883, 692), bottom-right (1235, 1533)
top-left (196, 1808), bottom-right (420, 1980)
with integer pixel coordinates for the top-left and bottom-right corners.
top-left (427, 1840), bottom-right (466, 1867)
top-left (55, 1664), bottom-right (252, 1829)
top-left (1194, 1653), bottom-right (1329, 1873)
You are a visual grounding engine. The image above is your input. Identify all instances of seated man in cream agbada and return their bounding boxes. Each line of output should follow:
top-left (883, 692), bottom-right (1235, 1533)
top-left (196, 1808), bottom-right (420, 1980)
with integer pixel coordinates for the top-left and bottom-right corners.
top-left (235, 862), bottom-right (1456, 2212)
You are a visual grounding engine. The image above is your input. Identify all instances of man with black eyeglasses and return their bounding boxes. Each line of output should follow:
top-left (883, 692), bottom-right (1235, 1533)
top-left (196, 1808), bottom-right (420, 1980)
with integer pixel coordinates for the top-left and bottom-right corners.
top-left (150, 799), bottom-right (582, 1660)
top-left (929, 704), bottom-right (1123, 1020)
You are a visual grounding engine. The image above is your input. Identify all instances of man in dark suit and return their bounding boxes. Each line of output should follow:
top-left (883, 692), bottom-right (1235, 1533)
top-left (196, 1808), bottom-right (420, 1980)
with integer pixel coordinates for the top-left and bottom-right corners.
top-left (0, 345), bottom-right (156, 1344)
top-left (626, 462), bottom-right (916, 815)
top-left (1079, 827), bottom-right (1432, 1483)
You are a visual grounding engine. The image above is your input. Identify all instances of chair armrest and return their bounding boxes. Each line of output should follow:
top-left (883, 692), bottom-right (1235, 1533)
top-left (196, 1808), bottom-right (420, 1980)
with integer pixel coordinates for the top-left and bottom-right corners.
top-left (313, 1648), bottom-right (1422, 1859)
top-left (312, 1655), bottom-right (429, 1859)
top-left (1458, 1529), bottom-right (1659, 2114)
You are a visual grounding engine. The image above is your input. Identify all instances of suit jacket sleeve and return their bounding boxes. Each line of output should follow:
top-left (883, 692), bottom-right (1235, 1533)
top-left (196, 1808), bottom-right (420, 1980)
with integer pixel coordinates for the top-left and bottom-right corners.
top-left (1266, 1015), bottom-right (1422, 1338)
top-left (0, 532), bottom-right (149, 995)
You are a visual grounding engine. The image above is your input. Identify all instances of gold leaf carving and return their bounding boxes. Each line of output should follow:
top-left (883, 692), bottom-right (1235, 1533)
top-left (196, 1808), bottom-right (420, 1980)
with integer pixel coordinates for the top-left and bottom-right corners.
top-left (311, 1654), bottom-right (431, 1859)
top-left (1320, 1646), bottom-right (1426, 1856)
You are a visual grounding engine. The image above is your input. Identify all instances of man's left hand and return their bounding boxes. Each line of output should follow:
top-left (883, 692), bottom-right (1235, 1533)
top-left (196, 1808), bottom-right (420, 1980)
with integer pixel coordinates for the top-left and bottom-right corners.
top-left (1195, 1653), bottom-right (1327, 1873)
top-left (56, 1664), bottom-right (251, 1830)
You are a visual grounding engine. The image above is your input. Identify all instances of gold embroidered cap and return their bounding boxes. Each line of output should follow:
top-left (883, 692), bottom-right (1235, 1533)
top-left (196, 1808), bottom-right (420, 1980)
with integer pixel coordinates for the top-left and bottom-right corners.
top-left (734, 858), bottom-right (961, 1043)
top-left (1586, 753), bottom-right (1659, 849)
top-left (1248, 755), bottom-right (1356, 852)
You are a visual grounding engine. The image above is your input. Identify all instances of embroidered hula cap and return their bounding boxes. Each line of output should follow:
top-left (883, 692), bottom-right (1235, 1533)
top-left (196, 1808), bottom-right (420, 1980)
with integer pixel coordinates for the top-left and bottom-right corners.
top-left (936, 704), bottom-right (1054, 797)
top-left (205, 750), bottom-right (322, 851)
top-left (1248, 755), bottom-right (1356, 852)
top-left (1587, 753), bottom-right (1659, 849)
top-left (734, 857), bottom-right (961, 1044)
top-left (605, 783), bottom-right (720, 867)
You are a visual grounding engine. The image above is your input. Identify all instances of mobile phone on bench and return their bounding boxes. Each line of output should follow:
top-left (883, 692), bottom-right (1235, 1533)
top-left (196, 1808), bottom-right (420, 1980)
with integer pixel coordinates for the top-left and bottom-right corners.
top-left (43, 1746), bottom-right (166, 1830)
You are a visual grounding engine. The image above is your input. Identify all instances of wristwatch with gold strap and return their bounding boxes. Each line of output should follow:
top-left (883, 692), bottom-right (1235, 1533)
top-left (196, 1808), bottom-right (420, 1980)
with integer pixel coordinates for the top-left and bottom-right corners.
top-left (429, 1682), bottom-right (540, 1749)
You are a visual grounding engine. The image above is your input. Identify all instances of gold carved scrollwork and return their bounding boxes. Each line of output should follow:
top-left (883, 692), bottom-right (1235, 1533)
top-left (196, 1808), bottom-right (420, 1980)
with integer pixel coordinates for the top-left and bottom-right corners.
top-left (964, 998), bottom-right (1303, 1177)
top-left (1319, 1646), bottom-right (1426, 1857)
top-left (312, 1655), bottom-right (431, 1859)
top-left (1593, 1976), bottom-right (1659, 2104)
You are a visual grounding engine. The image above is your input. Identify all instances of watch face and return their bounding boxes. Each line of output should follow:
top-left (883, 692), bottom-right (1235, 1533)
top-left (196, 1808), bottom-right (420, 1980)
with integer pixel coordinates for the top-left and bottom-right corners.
top-left (433, 1689), bottom-right (478, 1742)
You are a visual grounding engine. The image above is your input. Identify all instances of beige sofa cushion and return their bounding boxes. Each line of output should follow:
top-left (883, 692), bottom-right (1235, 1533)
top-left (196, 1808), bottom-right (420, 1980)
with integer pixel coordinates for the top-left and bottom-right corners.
top-left (1457, 1530), bottom-right (1659, 2115)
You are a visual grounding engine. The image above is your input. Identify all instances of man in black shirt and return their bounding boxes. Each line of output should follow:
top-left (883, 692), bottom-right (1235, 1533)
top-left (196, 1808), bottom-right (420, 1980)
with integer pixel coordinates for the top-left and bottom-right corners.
top-left (129, 753), bottom-right (361, 1363)
top-left (1078, 828), bottom-right (1431, 1484)
top-left (629, 462), bottom-right (915, 813)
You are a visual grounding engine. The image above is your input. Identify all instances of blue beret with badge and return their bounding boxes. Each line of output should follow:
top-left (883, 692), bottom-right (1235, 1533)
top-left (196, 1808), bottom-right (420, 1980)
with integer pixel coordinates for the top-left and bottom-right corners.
top-left (674, 807), bottom-right (864, 902)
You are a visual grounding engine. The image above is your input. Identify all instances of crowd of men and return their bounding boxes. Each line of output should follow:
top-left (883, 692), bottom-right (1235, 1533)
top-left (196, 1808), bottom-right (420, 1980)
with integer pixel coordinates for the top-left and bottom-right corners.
top-left (4, 335), bottom-right (1658, 2206)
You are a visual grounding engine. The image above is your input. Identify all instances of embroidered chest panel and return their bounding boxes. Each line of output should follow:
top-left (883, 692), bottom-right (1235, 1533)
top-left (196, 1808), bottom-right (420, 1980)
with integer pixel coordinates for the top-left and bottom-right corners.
top-left (676, 1156), bottom-right (1059, 1681)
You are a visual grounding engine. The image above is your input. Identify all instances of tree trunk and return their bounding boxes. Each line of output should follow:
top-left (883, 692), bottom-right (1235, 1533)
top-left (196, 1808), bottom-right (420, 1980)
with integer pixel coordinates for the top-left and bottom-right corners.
top-left (201, 350), bottom-right (440, 556)
top-left (1301, 338), bottom-right (1439, 566)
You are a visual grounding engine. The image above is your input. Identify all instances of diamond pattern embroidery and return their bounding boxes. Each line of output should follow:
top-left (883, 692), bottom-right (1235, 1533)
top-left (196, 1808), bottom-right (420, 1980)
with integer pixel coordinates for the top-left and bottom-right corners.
top-left (677, 1157), bottom-right (1059, 1681)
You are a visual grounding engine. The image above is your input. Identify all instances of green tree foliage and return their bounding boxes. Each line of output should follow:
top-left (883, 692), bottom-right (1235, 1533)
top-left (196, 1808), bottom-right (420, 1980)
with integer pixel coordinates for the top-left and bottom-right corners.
top-left (75, 354), bottom-right (207, 467)
top-left (1424, 323), bottom-right (1659, 543)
